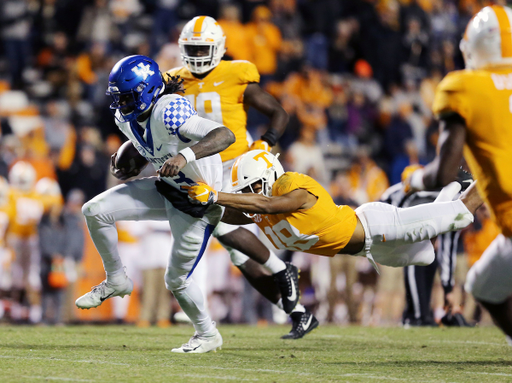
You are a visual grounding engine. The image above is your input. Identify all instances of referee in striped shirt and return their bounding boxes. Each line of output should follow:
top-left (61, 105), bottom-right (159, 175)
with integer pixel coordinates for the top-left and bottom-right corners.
top-left (380, 168), bottom-right (472, 326)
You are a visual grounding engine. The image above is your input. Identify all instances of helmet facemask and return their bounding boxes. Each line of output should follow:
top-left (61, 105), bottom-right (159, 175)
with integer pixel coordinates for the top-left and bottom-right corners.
top-left (107, 80), bottom-right (163, 123)
top-left (180, 41), bottom-right (224, 74)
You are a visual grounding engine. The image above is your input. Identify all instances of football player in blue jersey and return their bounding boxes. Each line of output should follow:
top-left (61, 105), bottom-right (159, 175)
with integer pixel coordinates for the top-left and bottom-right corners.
top-left (76, 55), bottom-right (235, 353)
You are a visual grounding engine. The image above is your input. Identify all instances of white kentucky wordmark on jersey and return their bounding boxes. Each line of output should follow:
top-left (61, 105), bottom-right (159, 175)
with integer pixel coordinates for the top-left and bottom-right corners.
top-left (164, 97), bottom-right (197, 134)
top-left (131, 63), bottom-right (154, 80)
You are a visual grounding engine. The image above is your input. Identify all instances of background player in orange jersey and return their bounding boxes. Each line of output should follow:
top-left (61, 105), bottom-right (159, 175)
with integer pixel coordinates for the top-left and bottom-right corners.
top-left (185, 150), bottom-right (483, 277)
top-left (405, 5), bottom-right (512, 344)
top-left (162, 16), bottom-right (317, 337)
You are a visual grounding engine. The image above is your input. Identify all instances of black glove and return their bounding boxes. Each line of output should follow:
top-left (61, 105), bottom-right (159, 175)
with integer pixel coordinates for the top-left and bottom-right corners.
top-left (155, 179), bottom-right (210, 219)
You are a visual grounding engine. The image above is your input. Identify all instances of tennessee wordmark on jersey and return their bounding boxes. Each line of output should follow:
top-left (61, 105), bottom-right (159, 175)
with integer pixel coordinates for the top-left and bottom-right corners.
top-left (164, 60), bottom-right (260, 162)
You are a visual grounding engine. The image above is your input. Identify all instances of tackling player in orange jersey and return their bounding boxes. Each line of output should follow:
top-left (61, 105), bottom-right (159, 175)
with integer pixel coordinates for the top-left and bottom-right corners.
top-left (185, 150), bottom-right (483, 274)
top-left (407, 5), bottom-right (512, 343)
top-left (162, 16), bottom-right (317, 338)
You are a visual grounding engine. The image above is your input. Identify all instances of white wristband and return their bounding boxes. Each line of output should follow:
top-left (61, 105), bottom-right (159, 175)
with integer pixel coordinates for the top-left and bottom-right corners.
top-left (409, 168), bottom-right (425, 191)
top-left (178, 147), bottom-right (196, 163)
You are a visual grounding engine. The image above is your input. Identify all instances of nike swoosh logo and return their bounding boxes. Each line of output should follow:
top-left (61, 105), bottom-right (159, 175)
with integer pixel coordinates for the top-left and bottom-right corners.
top-left (183, 345), bottom-right (201, 352)
top-left (196, 190), bottom-right (209, 198)
top-left (302, 315), bottom-right (312, 331)
top-left (156, 144), bottom-right (162, 151)
top-left (213, 81), bottom-right (224, 86)
top-left (100, 292), bottom-right (115, 302)
top-left (288, 278), bottom-right (297, 302)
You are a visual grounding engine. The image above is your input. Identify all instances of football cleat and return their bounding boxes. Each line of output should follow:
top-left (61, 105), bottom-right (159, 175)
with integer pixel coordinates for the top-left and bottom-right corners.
top-left (75, 278), bottom-right (133, 309)
top-left (171, 329), bottom-right (223, 353)
top-left (455, 167), bottom-right (473, 192)
top-left (274, 262), bottom-right (300, 314)
top-left (440, 312), bottom-right (473, 327)
top-left (281, 310), bottom-right (319, 340)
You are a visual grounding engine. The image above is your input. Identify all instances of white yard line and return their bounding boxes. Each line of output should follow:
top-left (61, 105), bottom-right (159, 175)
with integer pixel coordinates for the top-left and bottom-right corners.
top-left (466, 372), bottom-right (512, 377)
top-left (20, 376), bottom-right (94, 382)
top-left (318, 334), bottom-right (507, 347)
top-left (0, 355), bottom-right (130, 366)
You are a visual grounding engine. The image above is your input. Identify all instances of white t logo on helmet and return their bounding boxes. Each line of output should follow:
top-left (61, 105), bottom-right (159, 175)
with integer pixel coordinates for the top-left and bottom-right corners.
top-left (132, 63), bottom-right (154, 80)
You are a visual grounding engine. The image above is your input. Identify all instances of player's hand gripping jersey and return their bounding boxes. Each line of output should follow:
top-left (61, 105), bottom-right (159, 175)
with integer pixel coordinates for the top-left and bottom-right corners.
top-left (251, 172), bottom-right (357, 256)
top-left (433, 68), bottom-right (512, 236)
top-left (114, 93), bottom-right (223, 192)
top-left (164, 60), bottom-right (260, 162)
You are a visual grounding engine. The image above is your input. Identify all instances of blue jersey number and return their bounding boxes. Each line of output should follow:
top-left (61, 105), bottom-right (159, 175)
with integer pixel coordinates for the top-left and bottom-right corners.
top-left (173, 171), bottom-right (195, 186)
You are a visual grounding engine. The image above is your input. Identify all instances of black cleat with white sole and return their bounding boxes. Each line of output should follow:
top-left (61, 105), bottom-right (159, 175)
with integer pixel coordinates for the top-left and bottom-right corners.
top-left (281, 310), bottom-right (319, 339)
top-left (274, 262), bottom-right (300, 314)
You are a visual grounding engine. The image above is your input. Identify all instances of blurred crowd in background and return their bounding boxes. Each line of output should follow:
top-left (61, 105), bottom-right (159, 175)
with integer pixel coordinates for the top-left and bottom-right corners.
top-left (0, 0), bottom-right (506, 327)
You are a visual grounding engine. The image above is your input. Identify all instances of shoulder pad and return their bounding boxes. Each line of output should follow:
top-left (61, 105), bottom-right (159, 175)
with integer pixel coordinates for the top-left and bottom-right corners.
top-left (159, 95), bottom-right (197, 134)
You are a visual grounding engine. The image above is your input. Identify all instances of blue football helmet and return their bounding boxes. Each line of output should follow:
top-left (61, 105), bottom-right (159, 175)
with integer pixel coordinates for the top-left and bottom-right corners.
top-left (106, 55), bottom-right (164, 123)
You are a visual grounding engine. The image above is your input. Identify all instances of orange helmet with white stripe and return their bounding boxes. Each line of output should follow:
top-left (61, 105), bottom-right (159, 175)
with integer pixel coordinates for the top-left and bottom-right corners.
top-left (460, 5), bottom-right (512, 70)
top-left (179, 16), bottom-right (226, 74)
top-left (231, 150), bottom-right (285, 197)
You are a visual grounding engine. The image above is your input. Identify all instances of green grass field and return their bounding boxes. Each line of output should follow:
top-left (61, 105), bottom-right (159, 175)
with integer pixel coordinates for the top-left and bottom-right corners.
top-left (0, 324), bottom-right (511, 382)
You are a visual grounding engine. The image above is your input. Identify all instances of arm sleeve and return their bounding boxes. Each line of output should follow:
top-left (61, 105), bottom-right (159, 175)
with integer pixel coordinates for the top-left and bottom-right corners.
top-left (178, 115), bottom-right (224, 141)
top-left (272, 173), bottom-right (297, 197)
top-left (240, 61), bottom-right (260, 84)
top-left (432, 72), bottom-right (472, 123)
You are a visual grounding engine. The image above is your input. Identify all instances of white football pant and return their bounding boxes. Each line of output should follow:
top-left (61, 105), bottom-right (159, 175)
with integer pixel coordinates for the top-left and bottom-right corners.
top-left (82, 177), bottom-right (222, 335)
top-left (465, 234), bottom-right (512, 304)
top-left (354, 195), bottom-right (473, 269)
top-left (212, 158), bottom-right (258, 266)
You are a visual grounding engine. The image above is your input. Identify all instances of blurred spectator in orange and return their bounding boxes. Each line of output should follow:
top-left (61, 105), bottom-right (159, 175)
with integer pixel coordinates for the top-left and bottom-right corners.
top-left (348, 145), bottom-right (389, 204)
top-left (283, 64), bottom-right (333, 109)
top-left (7, 162), bottom-right (45, 323)
top-left (218, 3), bottom-right (252, 61)
top-left (246, 6), bottom-right (282, 82)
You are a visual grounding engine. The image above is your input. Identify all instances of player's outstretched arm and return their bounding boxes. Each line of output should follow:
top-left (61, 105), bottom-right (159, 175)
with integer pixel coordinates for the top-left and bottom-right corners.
top-left (422, 113), bottom-right (467, 189)
top-left (221, 207), bottom-right (254, 225)
top-left (244, 83), bottom-right (289, 150)
top-left (217, 189), bottom-right (309, 215)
